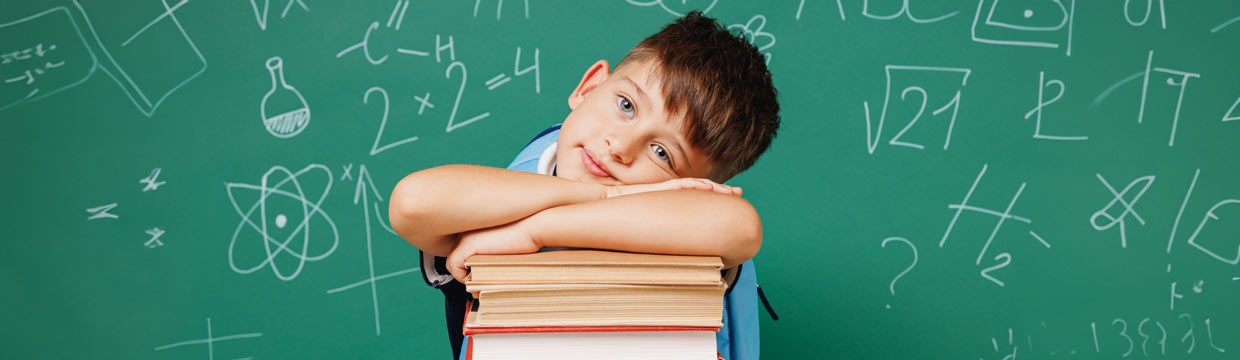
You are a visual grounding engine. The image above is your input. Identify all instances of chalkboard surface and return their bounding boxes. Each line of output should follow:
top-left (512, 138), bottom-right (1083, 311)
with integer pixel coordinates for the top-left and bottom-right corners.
top-left (4, 1), bottom-right (1240, 359)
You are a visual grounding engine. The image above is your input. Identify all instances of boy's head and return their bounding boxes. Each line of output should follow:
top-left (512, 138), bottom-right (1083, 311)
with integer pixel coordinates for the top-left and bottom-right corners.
top-left (556, 11), bottom-right (780, 185)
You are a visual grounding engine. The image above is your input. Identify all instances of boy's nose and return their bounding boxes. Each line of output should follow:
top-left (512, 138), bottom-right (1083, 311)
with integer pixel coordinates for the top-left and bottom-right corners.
top-left (604, 137), bottom-right (635, 165)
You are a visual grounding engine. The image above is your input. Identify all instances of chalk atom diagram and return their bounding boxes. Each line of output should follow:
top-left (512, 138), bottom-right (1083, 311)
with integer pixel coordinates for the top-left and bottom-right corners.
top-left (225, 164), bottom-right (338, 281)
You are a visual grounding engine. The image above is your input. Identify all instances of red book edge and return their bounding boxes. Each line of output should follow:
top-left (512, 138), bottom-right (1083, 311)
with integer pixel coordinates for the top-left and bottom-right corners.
top-left (460, 300), bottom-right (720, 336)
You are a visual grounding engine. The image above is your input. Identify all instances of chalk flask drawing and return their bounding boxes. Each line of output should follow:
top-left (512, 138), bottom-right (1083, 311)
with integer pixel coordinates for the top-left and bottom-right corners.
top-left (261, 56), bottom-right (311, 138)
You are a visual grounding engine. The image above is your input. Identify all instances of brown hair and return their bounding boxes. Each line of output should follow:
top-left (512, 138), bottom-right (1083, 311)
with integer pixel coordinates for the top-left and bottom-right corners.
top-left (617, 11), bottom-right (780, 182)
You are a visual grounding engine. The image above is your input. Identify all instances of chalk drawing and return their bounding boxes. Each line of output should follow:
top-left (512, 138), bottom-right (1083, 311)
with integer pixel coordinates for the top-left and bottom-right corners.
top-left (864, 65), bottom-right (971, 154)
top-left (366, 87), bottom-right (418, 156)
top-left (1136, 51), bottom-right (1200, 147)
top-left (1186, 199), bottom-right (1240, 265)
top-left (1025, 71), bottom-right (1086, 140)
top-left (971, 0), bottom-right (1075, 56)
top-left (1124, 0), bottom-right (1166, 29)
top-left (487, 47), bottom-right (539, 93)
top-left (325, 165), bottom-right (417, 336)
top-left (145, 227), bottom-right (165, 248)
top-left (225, 164), bottom-right (339, 281)
top-left (728, 15), bottom-right (775, 64)
top-left (444, 61), bottom-right (490, 132)
top-left (87, 202), bottom-right (118, 220)
top-left (337, 1), bottom-right (415, 64)
top-left (1212, 16), bottom-right (1240, 33)
top-left (626, 0), bottom-right (717, 17)
top-left (414, 92), bottom-right (434, 115)
top-left (154, 318), bottom-right (261, 360)
top-left (248, 0), bottom-right (310, 30)
top-left (0, 6), bottom-right (97, 111)
top-left (1090, 174), bottom-right (1155, 248)
top-left (1223, 95), bottom-right (1240, 122)
top-left (474, 0), bottom-right (530, 20)
top-left (140, 167), bottom-right (166, 192)
top-left (798, 0), bottom-right (847, 21)
top-left (74, 0), bottom-right (207, 117)
top-left (862, 0), bottom-right (958, 24)
top-left (985, 328), bottom-right (1018, 360)
top-left (260, 57), bottom-right (311, 138)
top-left (941, 164), bottom-right (1044, 287)
top-left (880, 237), bottom-right (917, 310)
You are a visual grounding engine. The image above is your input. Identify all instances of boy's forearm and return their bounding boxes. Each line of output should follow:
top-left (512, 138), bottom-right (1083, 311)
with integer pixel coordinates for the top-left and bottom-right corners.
top-left (389, 164), bottom-right (606, 256)
top-left (524, 190), bottom-right (762, 268)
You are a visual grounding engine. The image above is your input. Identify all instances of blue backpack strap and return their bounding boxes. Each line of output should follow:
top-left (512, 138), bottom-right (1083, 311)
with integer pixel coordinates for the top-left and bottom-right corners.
top-left (718, 259), bottom-right (761, 360)
top-left (506, 124), bottom-right (560, 173)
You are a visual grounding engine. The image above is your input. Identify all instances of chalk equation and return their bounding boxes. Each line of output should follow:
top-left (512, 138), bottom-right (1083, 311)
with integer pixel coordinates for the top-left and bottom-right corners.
top-left (864, 65), bottom-right (971, 154)
top-left (981, 314), bottom-right (1228, 359)
top-left (225, 164), bottom-right (339, 281)
top-left (942, 164), bottom-right (1049, 287)
top-left (248, 0), bottom-right (309, 31)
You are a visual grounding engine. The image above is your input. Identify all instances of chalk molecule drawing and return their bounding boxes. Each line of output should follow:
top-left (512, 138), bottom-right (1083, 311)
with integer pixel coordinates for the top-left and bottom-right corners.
top-left (225, 164), bottom-right (338, 281)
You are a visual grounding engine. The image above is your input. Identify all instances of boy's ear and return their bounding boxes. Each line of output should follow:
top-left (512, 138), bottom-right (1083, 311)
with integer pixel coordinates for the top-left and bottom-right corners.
top-left (568, 60), bottom-right (611, 110)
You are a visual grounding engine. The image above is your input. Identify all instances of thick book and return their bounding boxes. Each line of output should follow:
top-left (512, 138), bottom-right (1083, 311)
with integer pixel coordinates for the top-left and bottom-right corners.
top-left (466, 283), bottom-right (725, 328)
top-left (463, 302), bottom-right (721, 360)
top-left (464, 250), bottom-right (724, 285)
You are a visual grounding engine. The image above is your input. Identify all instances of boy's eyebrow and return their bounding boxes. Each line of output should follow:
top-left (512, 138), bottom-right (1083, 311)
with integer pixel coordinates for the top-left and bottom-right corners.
top-left (620, 76), bottom-right (694, 175)
top-left (620, 76), bottom-right (650, 106)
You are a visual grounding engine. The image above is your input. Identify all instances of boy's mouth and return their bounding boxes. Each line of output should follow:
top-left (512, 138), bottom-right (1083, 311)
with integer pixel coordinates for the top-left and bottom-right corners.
top-left (580, 147), bottom-right (613, 179)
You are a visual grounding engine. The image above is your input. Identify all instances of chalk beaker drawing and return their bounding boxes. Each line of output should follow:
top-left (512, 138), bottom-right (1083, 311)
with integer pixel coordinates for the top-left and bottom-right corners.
top-left (261, 56), bottom-right (310, 138)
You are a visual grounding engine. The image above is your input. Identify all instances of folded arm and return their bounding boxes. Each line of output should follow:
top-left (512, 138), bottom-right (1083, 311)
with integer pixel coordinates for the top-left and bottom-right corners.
top-left (388, 164), bottom-right (761, 282)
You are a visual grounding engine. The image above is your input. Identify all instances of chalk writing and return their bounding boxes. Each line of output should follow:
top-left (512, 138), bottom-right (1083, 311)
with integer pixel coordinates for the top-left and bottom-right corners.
top-left (862, 0), bottom-right (958, 23)
top-left (1025, 71), bottom-right (1086, 140)
top-left (625, 0), bottom-right (717, 17)
top-left (86, 202), bottom-right (118, 220)
top-left (154, 318), bottom-right (262, 360)
top-left (864, 66), bottom-right (971, 154)
top-left (248, 0), bottom-right (309, 31)
top-left (1090, 173), bottom-right (1155, 248)
top-left (145, 227), bottom-right (165, 248)
top-left (139, 167), bottom-right (166, 192)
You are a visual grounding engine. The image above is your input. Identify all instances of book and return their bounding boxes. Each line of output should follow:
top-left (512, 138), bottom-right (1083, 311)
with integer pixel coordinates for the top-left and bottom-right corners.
top-left (466, 283), bottom-right (725, 328)
top-left (464, 249), bottom-right (724, 285)
top-left (463, 250), bottom-right (726, 328)
top-left (463, 301), bottom-right (721, 360)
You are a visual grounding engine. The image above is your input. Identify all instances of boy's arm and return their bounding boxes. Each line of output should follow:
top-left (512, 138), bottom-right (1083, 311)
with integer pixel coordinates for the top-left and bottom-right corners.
top-left (388, 164), bottom-right (739, 257)
top-left (444, 190), bottom-right (761, 282)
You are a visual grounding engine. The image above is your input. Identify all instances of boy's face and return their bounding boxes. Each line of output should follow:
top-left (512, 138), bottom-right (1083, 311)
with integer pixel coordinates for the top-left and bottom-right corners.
top-left (557, 58), bottom-right (714, 185)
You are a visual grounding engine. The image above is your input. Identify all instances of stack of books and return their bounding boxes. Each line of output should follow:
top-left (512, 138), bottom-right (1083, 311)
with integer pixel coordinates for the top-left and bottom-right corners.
top-left (461, 250), bottom-right (726, 360)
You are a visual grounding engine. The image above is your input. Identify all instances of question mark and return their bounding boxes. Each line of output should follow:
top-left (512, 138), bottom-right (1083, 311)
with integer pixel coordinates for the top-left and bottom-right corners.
top-left (881, 237), bottom-right (918, 310)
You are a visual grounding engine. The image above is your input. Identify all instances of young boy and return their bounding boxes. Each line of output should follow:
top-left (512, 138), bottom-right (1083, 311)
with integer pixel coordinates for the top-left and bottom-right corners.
top-left (389, 11), bottom-right (779, 359)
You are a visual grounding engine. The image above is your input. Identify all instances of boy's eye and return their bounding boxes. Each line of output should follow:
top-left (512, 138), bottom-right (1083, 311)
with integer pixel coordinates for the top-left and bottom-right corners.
top-left (617, 96), bottom-right (635, 117)
top-left (651, 144), bottom-right (671, 164)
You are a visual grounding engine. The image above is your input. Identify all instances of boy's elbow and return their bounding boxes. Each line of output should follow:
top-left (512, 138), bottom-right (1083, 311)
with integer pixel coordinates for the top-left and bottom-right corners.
top-left (388, 171), bottom-right (435, 249)
top-left (721, 196), bottom-right (763, 268)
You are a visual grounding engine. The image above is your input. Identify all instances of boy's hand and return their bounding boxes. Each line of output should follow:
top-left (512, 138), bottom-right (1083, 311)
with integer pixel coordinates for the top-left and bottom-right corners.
top-left (605, 178), bottom-right (742, 198)
top-left (446, 219), bottom-right (543, 283)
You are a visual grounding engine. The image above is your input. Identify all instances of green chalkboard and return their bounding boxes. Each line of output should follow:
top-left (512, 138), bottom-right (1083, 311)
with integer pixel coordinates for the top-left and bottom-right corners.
top-left (4, 0), bottom-right (1240, 358)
